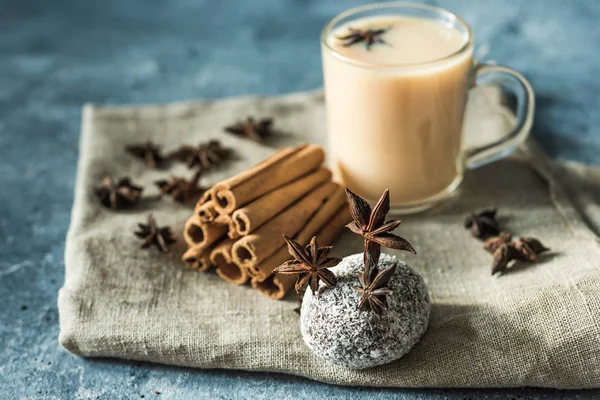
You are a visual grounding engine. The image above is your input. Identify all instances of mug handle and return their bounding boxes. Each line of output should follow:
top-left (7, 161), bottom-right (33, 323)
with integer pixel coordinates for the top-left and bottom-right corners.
top-left (464, 63), bottom-right (535, 169)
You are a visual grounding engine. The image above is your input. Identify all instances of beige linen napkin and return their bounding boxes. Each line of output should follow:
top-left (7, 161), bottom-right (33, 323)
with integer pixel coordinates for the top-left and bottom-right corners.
top-left (58, 87), bottom-right (600, 388)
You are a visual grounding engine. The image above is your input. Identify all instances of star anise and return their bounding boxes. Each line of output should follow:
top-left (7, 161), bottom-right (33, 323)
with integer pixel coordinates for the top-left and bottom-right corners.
top-left (355, 263), bottom-right (396, 318)
top-left (155, 171), bottom-right (206, 203)
top-left (345, 188), bottom-right (416, 278)
top-left (515, 237), bottom-right (550, 262)
top-left (484, 234), bottom-right (549, 275)
top-left (483, 231), bottom-right (512, 253)
top-left (95, 176), bottom-right (143, 210)
top-left (224, 116), bottom-right (274, 142)
top-left (134, 214), bottom-right (176, 253)
top-left (490, 244), bottom-right (516, 275)
top-left (125, 141), bottom-right (164, 168)
top-left (168, 140), bottom-right (233, 170)
top-left (464, 208), bottom-right (500, 240)
top-left (273, 235), bottom-right (342, 294)
top-left (337, 27), bottom-right (390, 50)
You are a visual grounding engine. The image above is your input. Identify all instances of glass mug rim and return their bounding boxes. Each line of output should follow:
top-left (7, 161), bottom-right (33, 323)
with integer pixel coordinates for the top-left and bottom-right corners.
top-left (320, 1), bottom-right (474, 70)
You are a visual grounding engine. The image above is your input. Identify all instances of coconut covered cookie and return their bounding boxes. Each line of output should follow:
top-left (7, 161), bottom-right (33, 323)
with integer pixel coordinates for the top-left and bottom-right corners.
top-left (300, 253), bottom-right (430, 369)
top-left (273, 187), bottom-right (428, 369)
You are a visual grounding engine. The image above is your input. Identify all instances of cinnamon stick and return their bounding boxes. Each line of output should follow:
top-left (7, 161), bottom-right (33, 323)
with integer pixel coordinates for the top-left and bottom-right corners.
top-left (252, 205), bottom-right (352, 299)
top-left (220, 145), bottom-right (301, 187)
top-left (195, 200), bottom-right (218, 223)
top-left (209, 214), bottom-right (240, 239)
top-left (211, 238), bottom-right (248, 285)
top-left (183, 215), bottom-right (228, 250)
top-left (231, 181), bottom-right (337, 273)
top-left (231, 167), bottom-right (331, 237)
top-left (209, 145), bottom-right (299, 213)
top-left (212, 144), bottom-right (325, 215)
top-left (249, 185), bottom-right (347, 281)
top-left (182, 244), bottom-right (213, 272)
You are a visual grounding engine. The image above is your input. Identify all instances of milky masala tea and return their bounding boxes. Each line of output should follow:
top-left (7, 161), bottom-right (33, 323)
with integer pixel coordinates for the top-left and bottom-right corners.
top-left (321, 3), bottom-right (534, 213)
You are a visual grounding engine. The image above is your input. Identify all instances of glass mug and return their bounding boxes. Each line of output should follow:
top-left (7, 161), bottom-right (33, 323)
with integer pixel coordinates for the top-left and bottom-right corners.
top-left (321, 2), bottom-right (534, 213)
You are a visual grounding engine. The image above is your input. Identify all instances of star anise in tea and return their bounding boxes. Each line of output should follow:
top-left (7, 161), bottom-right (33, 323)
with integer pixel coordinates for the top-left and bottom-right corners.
top-left (273, 235), bottom-right (342, 293)
top-left (345, 188), bottom-right (416, 277)
top-left (464, 208), bottom-right (501, 240)
top-left (484, 233), bottom-right (550, 275)
top-left (337, 27), bottom-right (390, 50)
top-left (95, 176), bottom-right (143, 210)
top-left (134, 214), bottom-right (176, 253)
top-left (169, 140), bottom-right (233, 170)
top-left (224, 117), bottom-right (274, 142)
top-left (155, 171), bottom-right (206, 203)
top-left (355, 263), bottom-right (396, 318)
top-left (125, 141), bottom-right (164, 168)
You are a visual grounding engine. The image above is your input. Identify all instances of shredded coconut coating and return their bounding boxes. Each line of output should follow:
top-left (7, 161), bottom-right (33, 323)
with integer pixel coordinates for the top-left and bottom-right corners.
top-left (300, 253), bottom-right (430, 369)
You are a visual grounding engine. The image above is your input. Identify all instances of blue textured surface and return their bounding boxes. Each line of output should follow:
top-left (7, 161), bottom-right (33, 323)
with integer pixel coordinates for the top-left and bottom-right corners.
top-left (1, 0), bottom-right (599, 398)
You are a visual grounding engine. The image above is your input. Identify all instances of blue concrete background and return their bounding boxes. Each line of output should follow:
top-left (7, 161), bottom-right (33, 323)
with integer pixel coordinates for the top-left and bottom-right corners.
top-left (1, 0), bottom-right (598, 398)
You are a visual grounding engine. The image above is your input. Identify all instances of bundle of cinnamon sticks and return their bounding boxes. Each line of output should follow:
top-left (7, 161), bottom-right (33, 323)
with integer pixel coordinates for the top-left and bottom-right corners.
top-left (182, 144), bottom-right (351, 299)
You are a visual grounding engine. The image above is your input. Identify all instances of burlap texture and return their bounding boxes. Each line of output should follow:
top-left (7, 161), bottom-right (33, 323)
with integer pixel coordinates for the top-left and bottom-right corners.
top-left (58, 88), bottom-right (600, 388)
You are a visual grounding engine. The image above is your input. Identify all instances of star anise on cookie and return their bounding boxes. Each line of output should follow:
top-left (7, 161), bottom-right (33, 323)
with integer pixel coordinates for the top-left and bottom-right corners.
top-left (224, 116), bottom-right (274, 142)
top-left (464, 208), bottom-right (501, 240)
top-left (125, 141), bottom-right (164, 168)
top-left (355, 262), bottom-right (396, 318)
top-left (134, 214), bottom-right (176, 253)
top-left (95, 176), bottom-right (143, 210)
top-left (337, 27), bottom-right (390, 50)
top-left (169, 140), bottom-right (233, 170)
top-left (345, 188), bottom-right (416, 275)
top-left (155, 171), bottom-right (206, 203)
top-left (273, 235), bottom-right (342, 293)
top-left (345, 188), bottom-right (416, 317)
top-left (484, 233), bottom-right (550, 275)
